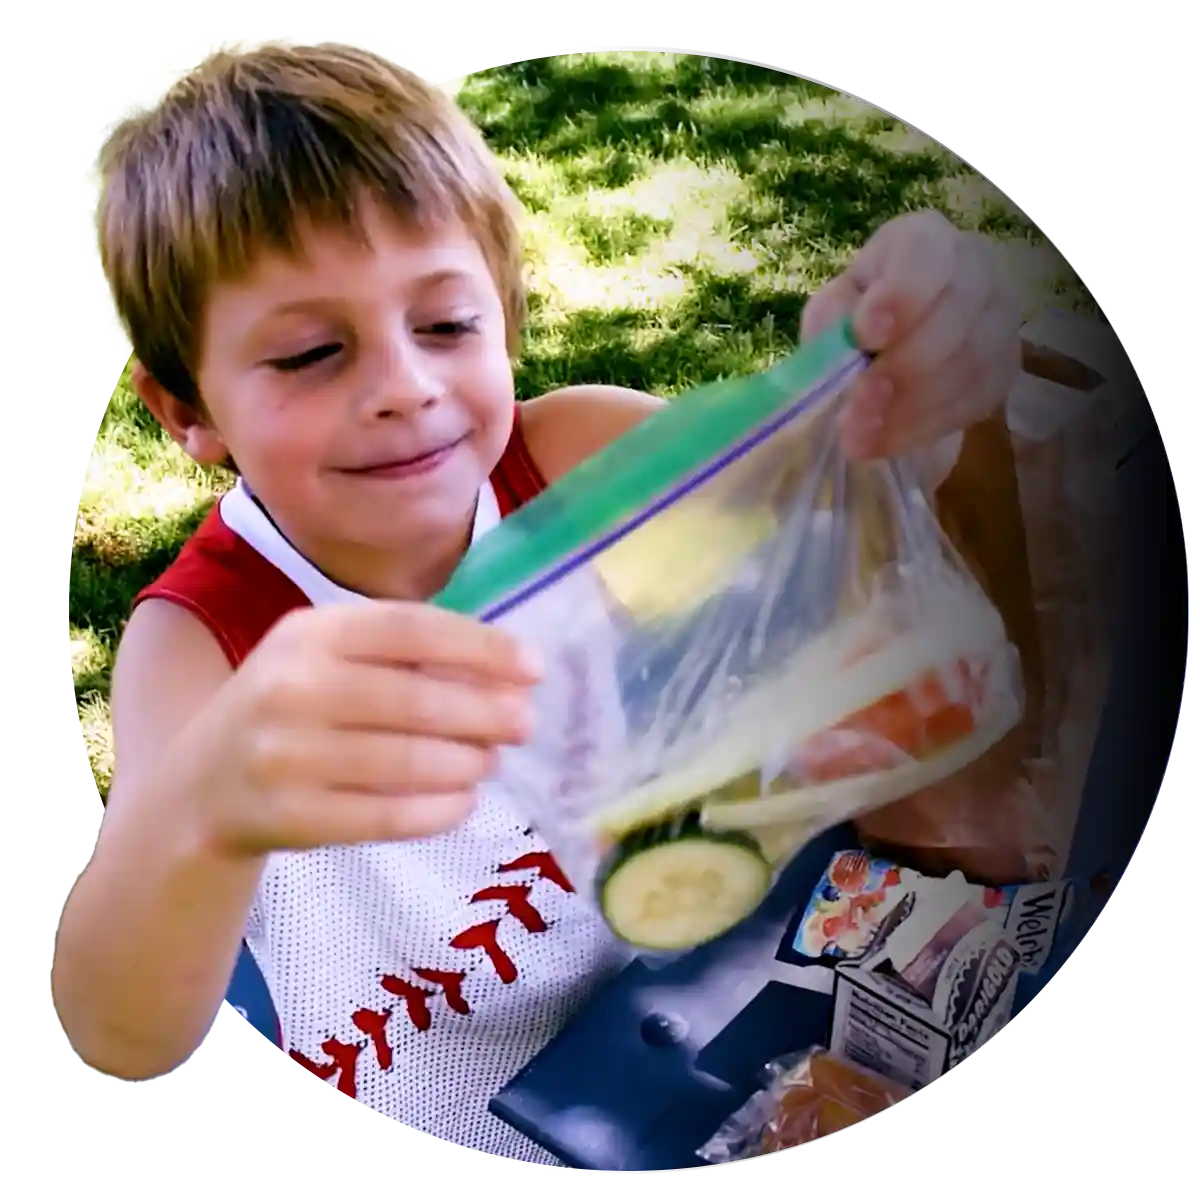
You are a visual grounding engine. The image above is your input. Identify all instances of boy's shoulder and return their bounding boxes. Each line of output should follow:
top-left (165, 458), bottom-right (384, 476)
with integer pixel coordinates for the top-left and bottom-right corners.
top-left (520, 385), bottom-right (664, 484)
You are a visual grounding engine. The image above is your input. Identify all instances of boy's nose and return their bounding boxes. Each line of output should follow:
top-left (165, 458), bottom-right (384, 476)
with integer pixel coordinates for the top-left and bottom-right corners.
top-left (368, 328), bottom-right (443, 417)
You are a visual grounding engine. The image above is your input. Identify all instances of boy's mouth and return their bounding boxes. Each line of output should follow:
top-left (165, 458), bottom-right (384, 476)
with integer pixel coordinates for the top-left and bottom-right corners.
top-left (338, 435), bottom-right (468, 480)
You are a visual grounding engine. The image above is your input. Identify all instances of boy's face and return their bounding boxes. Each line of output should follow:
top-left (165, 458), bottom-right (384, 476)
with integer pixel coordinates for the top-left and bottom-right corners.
top-left (191, 199), bottom-right (516, 569)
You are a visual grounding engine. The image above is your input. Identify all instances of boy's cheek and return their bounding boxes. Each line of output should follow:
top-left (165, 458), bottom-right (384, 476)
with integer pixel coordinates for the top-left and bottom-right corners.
top-left (243, 420), bottom-right (336, 486)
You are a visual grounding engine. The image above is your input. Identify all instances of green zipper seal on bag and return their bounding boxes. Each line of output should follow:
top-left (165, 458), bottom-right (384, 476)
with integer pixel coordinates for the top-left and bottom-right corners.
top-left (434, 316), bottom-right (867, 622)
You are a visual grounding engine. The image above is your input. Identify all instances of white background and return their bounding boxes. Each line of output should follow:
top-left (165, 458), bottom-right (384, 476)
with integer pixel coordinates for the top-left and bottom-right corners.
top-left (3, 0), bottom-right (1192, 1190)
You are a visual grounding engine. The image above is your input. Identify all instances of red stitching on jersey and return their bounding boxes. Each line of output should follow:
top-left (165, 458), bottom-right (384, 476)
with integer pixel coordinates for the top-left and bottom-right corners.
top-left (412, 968), bottom-right (470, 1015)
top-left (290, 1038), bottom-right (362, 1098)
top-left (449, 919), bottom-right (518, 985)
top-left (469, 883), bottom-right (548, 933)
top-left (286, 843), bottom-right (582, 1095)
top-left (379, 975), bottom-right (437, 1033)
top-left (497, 850), bottom-right (575, 894)
top-left (351, 1007), bottom-right (394, 1070)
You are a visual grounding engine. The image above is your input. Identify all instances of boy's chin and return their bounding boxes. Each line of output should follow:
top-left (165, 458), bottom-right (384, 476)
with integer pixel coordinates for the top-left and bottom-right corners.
top-left (346, 481), bottom-right (485, 543)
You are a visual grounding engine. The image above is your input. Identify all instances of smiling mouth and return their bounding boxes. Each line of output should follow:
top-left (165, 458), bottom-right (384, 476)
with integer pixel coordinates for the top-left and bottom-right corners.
top-left (339, 435), bottom-right (468, 480)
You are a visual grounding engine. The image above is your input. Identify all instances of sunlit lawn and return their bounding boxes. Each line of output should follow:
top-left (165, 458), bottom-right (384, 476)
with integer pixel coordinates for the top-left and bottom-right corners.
top-left (71, 51), bottom-right (1093, 796)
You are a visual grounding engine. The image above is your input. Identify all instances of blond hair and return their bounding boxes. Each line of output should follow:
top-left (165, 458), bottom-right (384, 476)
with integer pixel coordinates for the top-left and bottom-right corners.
top-left (97, 43), bottom-right (526, 404)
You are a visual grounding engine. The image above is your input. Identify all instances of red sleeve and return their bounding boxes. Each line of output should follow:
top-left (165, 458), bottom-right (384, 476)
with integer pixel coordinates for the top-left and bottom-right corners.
top-left (134, 507), bottom-right (311, 669)
top-left (490, 405), bottom-right (549, 516)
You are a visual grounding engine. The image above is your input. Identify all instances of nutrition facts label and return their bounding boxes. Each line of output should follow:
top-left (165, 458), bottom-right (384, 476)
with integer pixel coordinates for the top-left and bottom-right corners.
top-left (830, 971), bottom-right (948, 1091)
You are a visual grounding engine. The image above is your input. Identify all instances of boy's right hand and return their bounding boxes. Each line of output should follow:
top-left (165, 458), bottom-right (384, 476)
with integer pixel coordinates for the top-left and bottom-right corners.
top-left (179, 602), bottom-right (542, 857)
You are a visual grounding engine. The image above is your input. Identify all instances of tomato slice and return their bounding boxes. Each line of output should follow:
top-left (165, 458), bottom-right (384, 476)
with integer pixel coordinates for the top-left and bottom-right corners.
top-left (793, 656), bottom-right (985, 784)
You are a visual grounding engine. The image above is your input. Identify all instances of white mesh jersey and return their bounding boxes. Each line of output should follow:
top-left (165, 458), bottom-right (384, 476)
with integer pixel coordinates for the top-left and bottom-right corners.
top-left (219, 480), bottom-right (635, 1163)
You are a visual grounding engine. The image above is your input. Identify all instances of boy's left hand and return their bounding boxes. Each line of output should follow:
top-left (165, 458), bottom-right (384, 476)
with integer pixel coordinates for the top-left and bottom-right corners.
top-left (801, 210), bottom-right (1022, 460)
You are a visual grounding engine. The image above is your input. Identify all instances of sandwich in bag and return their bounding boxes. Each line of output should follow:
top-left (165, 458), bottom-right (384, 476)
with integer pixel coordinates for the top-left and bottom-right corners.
top-left (435, 318), bottom-right (1024, 952)
top-left (695, 1047), bottom-right (912, 1162)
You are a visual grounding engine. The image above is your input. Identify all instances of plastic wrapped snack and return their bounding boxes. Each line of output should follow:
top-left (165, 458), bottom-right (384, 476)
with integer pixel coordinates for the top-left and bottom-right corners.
top-left (696, 1047), bottom-right (911, 1162)
top-left (791, 847), bottom-right (1074, 974)
top-left (436, 318), bottom-right (1024, 953)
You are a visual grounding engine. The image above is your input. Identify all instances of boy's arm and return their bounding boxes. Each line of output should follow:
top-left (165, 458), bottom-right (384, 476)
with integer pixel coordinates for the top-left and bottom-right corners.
top-left (52, 601), bottom-right (264, 1079)
top-left (520, 384), bottom-right (665, 482)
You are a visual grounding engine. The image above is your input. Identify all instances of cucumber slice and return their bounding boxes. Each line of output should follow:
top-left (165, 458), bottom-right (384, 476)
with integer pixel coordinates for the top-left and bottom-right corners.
top-left (596, 817), bottom-right (771, 951)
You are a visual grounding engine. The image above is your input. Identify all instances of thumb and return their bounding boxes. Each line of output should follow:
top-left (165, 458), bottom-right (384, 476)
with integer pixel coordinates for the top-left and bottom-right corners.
top-left (799, 271), bottom-right (864, 345)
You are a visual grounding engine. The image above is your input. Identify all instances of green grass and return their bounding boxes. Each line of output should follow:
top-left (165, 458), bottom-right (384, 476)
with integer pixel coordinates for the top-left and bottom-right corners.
top-left (71, 51), bottom-right (1095, 798)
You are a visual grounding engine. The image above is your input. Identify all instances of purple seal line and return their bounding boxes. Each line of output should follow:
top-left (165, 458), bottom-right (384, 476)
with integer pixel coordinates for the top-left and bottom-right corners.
top-left (480, 350), bottom-right (872, 624)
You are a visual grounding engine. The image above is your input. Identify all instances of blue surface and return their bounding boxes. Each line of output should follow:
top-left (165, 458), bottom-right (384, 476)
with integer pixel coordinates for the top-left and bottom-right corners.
top-left (490, 827), bottom-right (856, 1169)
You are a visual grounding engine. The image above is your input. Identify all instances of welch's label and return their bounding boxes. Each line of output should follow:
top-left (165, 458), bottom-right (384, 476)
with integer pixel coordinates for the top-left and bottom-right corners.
top-left (1002, 882), bottom-right (1072, 975)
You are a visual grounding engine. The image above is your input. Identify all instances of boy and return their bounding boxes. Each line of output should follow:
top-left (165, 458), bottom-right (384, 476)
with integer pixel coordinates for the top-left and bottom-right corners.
top-left (52, 43), bottom-right (1021, 1163)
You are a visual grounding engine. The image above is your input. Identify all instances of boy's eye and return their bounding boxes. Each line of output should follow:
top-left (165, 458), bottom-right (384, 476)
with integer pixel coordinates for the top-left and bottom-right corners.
top-left (416, 317), bottom-right (481, 338)
top-left (267, 343), bottom-right (342, 372)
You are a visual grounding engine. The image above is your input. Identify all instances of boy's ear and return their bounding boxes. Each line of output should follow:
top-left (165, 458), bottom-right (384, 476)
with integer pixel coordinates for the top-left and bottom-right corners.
top-left (131, 364), bottom-right (230, 466)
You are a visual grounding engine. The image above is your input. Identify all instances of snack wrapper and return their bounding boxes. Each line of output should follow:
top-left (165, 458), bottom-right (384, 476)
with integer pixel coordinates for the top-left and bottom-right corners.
top-left (696, 1047), bottom-right (911, 1162)
top-left (792, 848), bottom-right (1074, 974)
top-left (436, 319), bottom-right (1024, 954)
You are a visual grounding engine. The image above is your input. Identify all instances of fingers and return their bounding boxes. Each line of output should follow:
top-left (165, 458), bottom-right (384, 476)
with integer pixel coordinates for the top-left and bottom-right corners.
top-left (251, 726), bottom-right (499, 796)
top-left (840, 243), bottom-right (995, 456)
top-left (254, 788), bottom-right (479, 849)
top-left (315, 660), bottom-right (534, 744)
top-left (837, 229), bottom-right (1020, 458)
top-left (332, 790), bottom-right (478, 842)
top-left (917, 305), bottom-right (1018, 446)
top-left (799, 272), bottom-right (862, 344)
top-left (802, 213), bottom-right (975, 357)
top-left (870, 241), bottom-right (994, 386)
top-left (849, 211), bottom-right (959, 351)
top-left (233, 604), bottom-right (547, 855)
top-left (323, 602), bottom-right (544, 685)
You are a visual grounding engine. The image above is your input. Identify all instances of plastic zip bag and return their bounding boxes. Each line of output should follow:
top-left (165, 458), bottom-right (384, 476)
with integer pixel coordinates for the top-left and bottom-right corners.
top-left (696, 1046), bottom-right (912, 1162)
top-left (436, 318), bottom-right (1024, 953)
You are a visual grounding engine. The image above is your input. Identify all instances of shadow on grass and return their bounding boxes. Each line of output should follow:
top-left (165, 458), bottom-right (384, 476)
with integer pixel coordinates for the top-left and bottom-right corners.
top-left (515, 268), bottom-right (818, 398)
top-left (744, 136), bottom-right (950, 245)
top-left (70, 497), bottom-right (216, 699)
top-left (460, 55), bottom-right (838, 160)
top-left (461, 52), bottom-right (964, 250)
top-left (569, 210), bottom-right (675, 266)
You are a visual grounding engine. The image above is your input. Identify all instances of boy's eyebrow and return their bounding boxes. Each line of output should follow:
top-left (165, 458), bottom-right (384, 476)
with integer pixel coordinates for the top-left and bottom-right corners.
top-left (239, 269), bottom-right (488, 349)
top-left (257, 270), bottom-right (481, 321)
top-left (414, 268), bottom-right (477, 288)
